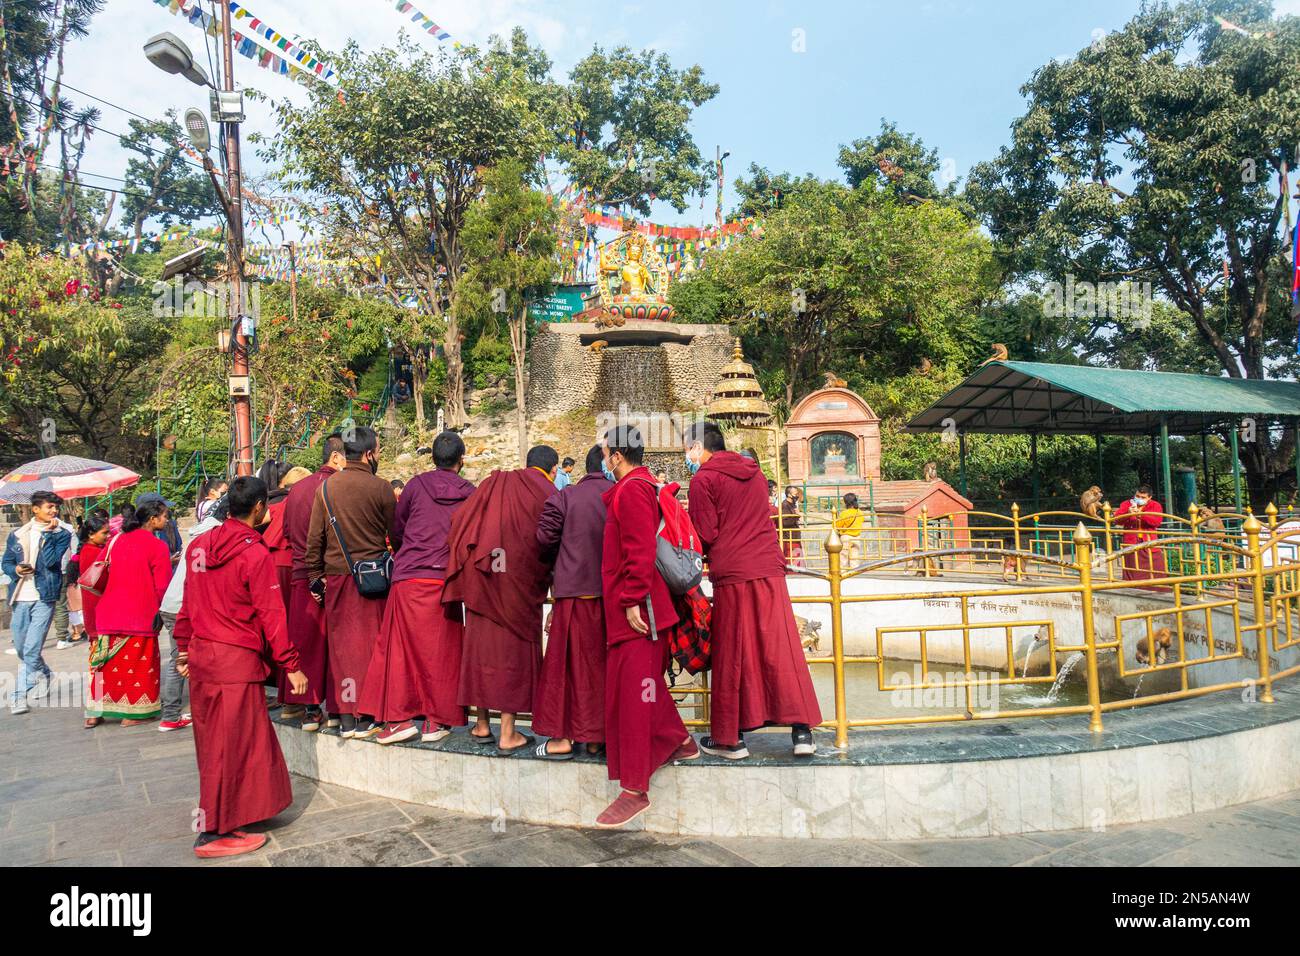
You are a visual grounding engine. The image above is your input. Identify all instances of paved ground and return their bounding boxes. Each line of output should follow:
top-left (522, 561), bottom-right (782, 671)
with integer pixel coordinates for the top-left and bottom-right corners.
top-left (4, 639), bottom-right (1300, 866)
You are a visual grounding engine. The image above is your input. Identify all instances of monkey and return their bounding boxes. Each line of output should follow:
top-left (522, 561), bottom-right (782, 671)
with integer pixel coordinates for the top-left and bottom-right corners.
top-left (915, 357), bottom-right (933, 375)
top-left (1196, 505), bottom-right (1227, 537)
top-left (923, 461), bottom-right (939, 482)
top-left (1079, 485), bottom-right (1105, 519)
top-left (1134, 626), bottom-right (1173, 666)
top-left (980, 343), bottom-right (1009, 366)
top-left (793, 615), bottom-right (822, 653)
top-left (822, 371), bottom-right (847, 389)
top-left (588, 340), bottom-right (609, 353)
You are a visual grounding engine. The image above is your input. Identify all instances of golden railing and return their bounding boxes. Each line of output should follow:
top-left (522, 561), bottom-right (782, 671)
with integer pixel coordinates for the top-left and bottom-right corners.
top-left (679, 509), bottom-right (1300, 749)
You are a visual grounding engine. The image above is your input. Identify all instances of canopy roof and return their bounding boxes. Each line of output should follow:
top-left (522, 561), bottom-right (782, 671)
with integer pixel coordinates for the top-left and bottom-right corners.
top-left (904, 361), bottom-right (1300, 436)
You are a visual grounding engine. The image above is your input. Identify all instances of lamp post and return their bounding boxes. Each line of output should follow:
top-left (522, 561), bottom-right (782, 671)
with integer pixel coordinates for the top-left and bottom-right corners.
top-left (715, 146), bottom-right (730, 230)
top-left (145, 29), bottom-right (253, 477)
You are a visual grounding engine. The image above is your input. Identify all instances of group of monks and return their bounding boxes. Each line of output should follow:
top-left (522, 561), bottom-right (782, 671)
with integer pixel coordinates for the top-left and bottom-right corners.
top-left (173, 418), bottom-right (823, 856)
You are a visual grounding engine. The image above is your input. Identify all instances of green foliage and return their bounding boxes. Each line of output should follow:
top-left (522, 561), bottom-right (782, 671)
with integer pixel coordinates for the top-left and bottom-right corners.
top-left (0, 242), bottom-right (167, 461)
top-left (561, 45), bottom-right (718, 213)
top-left (837, 120), bottom-right (965, 210)
top-left (117, 113), bottom-right (219, 242)
top-left (702, 177), bottom-right (997, 408)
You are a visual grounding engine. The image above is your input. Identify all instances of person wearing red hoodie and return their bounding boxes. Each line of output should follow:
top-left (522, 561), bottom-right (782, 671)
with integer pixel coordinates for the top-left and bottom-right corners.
top-left (359, 431), bottom-right (476, 745)
top-left (174, 476), bottom-right (307, 860)
top-left (685, 419), bottom-right (821, 759)
top-left (596, 425), bottom-right (697, 829)
top-left (86, 498), bottom-right (173, 728)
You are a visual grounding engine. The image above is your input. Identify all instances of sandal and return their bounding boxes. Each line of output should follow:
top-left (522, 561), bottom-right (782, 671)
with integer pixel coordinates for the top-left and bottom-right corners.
top-left (84, 717), bottom-right (101, 729)
top-left (470, 729), bottom-right (495, 744)
top-left (534, 740), bottom-right (575, 760)
top-left (497, 732), bottom-right (535, 753)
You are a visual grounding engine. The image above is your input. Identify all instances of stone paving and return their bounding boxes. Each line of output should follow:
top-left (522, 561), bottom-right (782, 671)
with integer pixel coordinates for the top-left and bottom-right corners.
top-left (3, 639), bottom-right (1300, 866)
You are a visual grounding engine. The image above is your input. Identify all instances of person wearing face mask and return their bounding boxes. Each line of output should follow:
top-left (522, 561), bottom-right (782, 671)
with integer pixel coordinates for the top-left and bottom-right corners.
top-left (684, 419), bottom-right (822, 759)
top-left (1113, 483), bottom-right (1167, 585)
top-left (304, 426), bottom-right (395, 739)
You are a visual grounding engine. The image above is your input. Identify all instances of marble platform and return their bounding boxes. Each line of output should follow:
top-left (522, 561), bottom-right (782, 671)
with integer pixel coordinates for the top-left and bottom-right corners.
top-left (274, 680), bottom-right (1300, 839)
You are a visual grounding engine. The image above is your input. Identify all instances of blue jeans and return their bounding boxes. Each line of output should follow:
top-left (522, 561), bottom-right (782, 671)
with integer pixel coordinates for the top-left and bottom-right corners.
top-left (158, 612), bottom-right (187, 721)
top-left (10, 600), bottom-right (54, 705)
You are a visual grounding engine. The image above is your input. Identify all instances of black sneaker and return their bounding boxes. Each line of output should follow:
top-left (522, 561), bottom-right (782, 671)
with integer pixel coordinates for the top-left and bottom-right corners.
top-left (338, 713), bottom-right (358, 738)
top-left (699, 735), bottom-right (749, 760)
top-left (792, 724), bottom-right (816, 757)
top-left (301, 707), bottom-right (323, 732)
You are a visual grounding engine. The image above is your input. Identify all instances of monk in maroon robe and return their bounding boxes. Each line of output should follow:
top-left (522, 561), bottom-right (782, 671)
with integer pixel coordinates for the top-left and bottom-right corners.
top-left (174, 476), bottom-right (307, 860)
top-left (686, 420), bottom-right (821, 759)
top-left (443, 446), bottom-right (557, 751)
top-left (281, 433), bottom-right (345, 728)
top-left (358, 431), bottom-right (475, 744)
top-left (597, 426), bottom-right (696, 828)
top-left (305, 426), bottom-right (395, 738)
top-left (534, 445), bottom-right (609, 757)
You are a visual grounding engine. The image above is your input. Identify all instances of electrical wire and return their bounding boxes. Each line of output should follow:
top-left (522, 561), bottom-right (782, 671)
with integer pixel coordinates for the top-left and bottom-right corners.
top-left (10, 92), bottom-right (210, 175)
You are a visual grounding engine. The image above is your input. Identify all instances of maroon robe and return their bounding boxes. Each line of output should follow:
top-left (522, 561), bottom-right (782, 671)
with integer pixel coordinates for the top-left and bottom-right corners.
top-left (688, 451), bottom-right (821, 745)
top-left (444, 468), bottom-right (555, 714)
top-left (355, 462), bottom-right (476, 726)
top-left (602, 466), bottom-right (686, 791)
top-left (1115, 497), bottom-right (1168, 586)
top-left (323, 576), bottom-right (387, 718)
top-left (173, 520), bottom-right (299, 835)
top-left (281, 466), bottom-right (335, 707)
top-left (533, 472), bottom-right (610, 742)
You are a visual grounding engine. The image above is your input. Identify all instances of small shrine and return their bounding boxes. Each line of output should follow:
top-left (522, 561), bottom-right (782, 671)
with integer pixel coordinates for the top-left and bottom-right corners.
top-left (785, 386), bottom-right (882, 490)
top-left (706, 339), bottom-right (773, 427)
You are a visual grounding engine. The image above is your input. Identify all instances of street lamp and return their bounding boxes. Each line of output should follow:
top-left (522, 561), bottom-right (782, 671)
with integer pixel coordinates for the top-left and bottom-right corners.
top-left (145, 24), bottom-right (253, 476)
top-left (143, 32), bottom-right (212, 88)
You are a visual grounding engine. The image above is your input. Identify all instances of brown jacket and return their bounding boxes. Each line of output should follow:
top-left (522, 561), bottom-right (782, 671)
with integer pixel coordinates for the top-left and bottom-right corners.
top-left (304, 460), bottom-right (396, 579)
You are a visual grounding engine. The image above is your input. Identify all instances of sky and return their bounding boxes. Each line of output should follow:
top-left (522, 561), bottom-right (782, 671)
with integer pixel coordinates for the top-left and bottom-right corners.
top-left (50, 0), bottom-right (1300, 238)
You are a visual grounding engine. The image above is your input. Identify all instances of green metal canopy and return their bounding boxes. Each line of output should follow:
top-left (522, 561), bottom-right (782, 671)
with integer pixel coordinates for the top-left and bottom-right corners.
top-left (903, 361), bottom-right (1300, 436)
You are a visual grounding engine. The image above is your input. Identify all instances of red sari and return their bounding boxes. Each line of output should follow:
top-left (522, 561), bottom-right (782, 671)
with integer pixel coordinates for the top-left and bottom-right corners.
top-left (86, 635), bottom-right (161, 720)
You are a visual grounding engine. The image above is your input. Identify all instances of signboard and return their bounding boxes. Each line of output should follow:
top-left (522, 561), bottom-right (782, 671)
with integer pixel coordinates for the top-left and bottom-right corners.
top-left (528, 284), bottom-right (593, 322)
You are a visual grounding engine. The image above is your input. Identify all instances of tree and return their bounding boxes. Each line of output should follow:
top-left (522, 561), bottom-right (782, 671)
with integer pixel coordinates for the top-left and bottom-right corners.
top-left (261, 35), bottom-right (555, 431)
top-left (837, 119), bottom-right (961, 206)
top-left (966, 0), bottom-right (1300, 504)
top-left (731, 163), bottom-right (820, 219)
top-left (118, 113), bottom-right (216, 249)
top-left (458, 160), bottom-right (557, 464)
top-left (0, 1), bottom-right (105, 243)
top-left (0, 242), bottom-right (169, 464)
top-left (699, 178), bottom-right (996, 410)
top-left (561, 45), bottom-right (718, 213)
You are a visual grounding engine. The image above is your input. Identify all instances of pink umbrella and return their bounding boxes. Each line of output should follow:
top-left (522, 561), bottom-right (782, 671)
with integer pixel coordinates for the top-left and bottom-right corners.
top-left (0, 455), bottom-right (140, 505)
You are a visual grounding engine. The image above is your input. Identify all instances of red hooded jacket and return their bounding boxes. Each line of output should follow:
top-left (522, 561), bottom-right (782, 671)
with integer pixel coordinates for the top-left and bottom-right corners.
top-left (173, 518), bottom-right (299, 673)
top-left (601, 466), bottom-right (679, 646)
top-left (686, 450), bottom-right (786, 585)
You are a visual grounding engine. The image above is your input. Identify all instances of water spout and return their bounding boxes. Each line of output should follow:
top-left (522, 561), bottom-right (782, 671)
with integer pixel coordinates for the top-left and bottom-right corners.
top-left (1043, 651), bottom-right (1085, 703)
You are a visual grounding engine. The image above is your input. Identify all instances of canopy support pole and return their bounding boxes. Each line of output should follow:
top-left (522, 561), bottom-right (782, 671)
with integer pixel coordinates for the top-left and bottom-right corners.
top-left (1030, 433), bottom-right (1040, 512)
top-left (1293, 420), bottom-right (1300, 511)
top-left (1201, 428), bottom-right (1211, 506)
top-left (958, 432), bottom-right (968, 498)
top-left (1095, 434), bottom-right (1103, 489)
top-left (1231, 426), bottom-right (1243, 513)
top-left (1160, 419), bottom-right (1173, 521)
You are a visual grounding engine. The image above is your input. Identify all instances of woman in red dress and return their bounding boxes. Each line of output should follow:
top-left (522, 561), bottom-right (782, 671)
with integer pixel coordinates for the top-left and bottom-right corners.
top-left (1114, 484), bottom-right (1168, 586)
top-left (73, 514), bottom-right (111, 645)
top-left (85, 499), bottom-right (173, 728)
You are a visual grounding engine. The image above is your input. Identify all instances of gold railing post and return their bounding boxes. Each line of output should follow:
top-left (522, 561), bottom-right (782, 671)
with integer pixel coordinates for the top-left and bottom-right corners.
top-left (1011, 502), bottom-right (1023, 581)
top-left (1073, 523), bottom-right (1104, 733)
top-left (1101, 501), bottom-right (1115, 582)
top-left (920, 505), bottom-right (932, 577)
top-left (825, 525), bottom-right (849, 749)
top-left (1189, 502), bottom-right (1203, 596)
top-left (1244, 513), bottom-right (1275, 705)
top-left (1266, 502), bottom-right (1279, 571)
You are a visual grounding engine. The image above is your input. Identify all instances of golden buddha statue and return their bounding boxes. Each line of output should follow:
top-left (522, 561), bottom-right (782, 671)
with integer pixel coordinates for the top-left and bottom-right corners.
top-left (595, 230), bottom-right (675, 322)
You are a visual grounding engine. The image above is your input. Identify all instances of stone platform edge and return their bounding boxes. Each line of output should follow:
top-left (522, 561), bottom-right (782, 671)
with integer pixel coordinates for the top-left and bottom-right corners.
top-left (273, 714), bottom-right (1300, 840)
